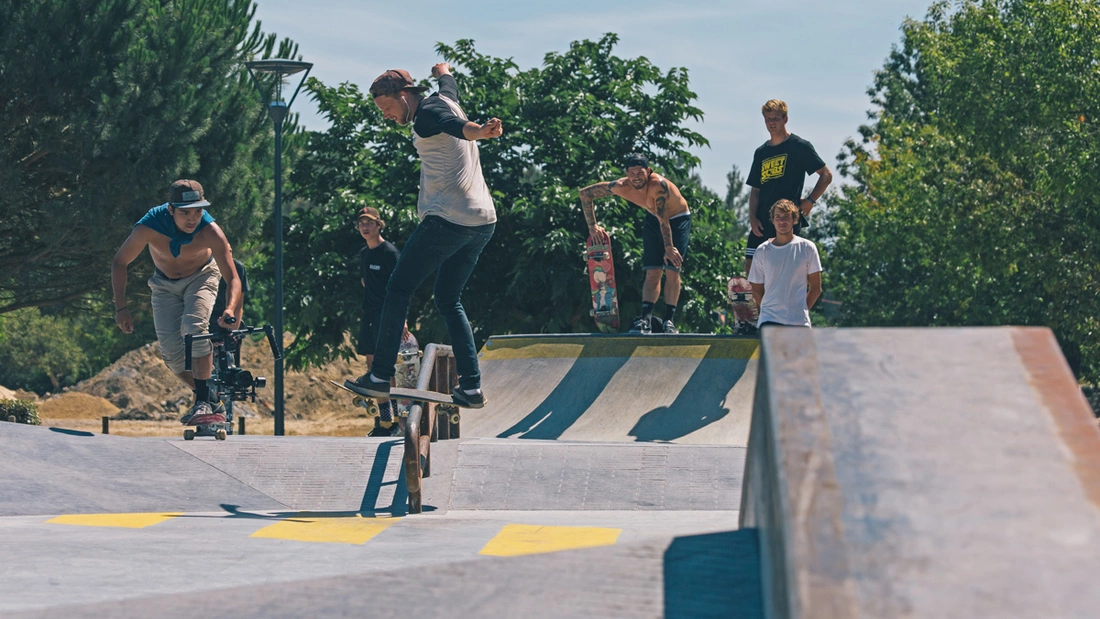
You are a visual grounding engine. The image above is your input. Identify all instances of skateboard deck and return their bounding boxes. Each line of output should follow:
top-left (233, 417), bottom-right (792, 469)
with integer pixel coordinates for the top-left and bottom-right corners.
top-left (393, 333), bottom-right (421, 418)
top-left (728, 276), bottom-right (758, 335)
top-left (586, 236), bottom-right (619, 333)
top-left (328, 380), bottom-right (381, 417)
top-left (389, 387), bottom-right (471, 408)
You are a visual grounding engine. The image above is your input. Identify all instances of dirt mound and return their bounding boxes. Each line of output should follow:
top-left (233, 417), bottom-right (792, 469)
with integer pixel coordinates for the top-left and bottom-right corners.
top-left (38, 392), bottom-right (120, 420)
top-left (0, 385), bottom-right (17, 400)
top-left (69, 337), bottom-right (366, 422)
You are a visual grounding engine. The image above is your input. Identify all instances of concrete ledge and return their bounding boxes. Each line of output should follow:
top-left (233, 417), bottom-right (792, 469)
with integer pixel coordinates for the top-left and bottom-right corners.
top-left (740, 327), bottom-right (1100, 619)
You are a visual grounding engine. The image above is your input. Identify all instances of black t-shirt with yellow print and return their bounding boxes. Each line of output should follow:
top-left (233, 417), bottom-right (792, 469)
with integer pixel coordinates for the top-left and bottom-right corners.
top-left (746, 134), bottom-right (826, 222)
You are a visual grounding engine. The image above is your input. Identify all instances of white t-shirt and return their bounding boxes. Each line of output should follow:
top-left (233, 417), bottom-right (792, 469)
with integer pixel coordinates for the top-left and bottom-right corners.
top-left (747, 236), bottom-right (822, 327)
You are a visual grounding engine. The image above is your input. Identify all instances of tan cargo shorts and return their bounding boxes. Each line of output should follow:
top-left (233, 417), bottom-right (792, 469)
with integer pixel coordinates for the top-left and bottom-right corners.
top-left (148, 258), bottom-right (221, 374)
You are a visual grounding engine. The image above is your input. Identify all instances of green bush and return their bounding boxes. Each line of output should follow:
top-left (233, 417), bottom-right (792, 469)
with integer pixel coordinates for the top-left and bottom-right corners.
top-left (0, 399), bottom-right (41, 425)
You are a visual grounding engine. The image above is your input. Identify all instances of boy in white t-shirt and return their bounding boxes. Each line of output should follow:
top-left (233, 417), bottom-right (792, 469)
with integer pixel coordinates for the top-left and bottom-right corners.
top-left (747, 199), bottom-right (823, 328)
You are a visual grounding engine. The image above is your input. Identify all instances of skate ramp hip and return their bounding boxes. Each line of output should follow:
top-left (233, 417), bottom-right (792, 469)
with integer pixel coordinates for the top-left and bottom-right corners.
top-left (467, 334), bottom-right (759, 445)
top-left (742, 326), bottom-right (1100, 619)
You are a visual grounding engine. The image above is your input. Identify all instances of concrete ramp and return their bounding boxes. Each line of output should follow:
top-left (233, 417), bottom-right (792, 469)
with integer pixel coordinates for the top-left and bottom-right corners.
top-left (742, 327), bottom-right (1100, 618)
top-left (469, 334), bottom-right (759, 445)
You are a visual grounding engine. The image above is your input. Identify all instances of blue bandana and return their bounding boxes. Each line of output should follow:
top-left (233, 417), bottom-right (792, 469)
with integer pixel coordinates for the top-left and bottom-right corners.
top-left (136, 204), bottom-right (215, 257)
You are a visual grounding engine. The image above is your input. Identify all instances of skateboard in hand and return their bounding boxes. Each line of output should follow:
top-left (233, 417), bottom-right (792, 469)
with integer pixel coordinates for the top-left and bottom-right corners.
top-left (728, 276), bottom-right (758, 335)
top-left (329, 380), bottom-right (381, 418)
top-left (587, 235), bottom-right (619, 333)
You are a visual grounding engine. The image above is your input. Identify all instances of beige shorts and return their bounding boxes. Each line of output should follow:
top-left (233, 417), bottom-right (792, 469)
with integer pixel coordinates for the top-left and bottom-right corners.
top-left (148, 259), bottom-right (221, 373)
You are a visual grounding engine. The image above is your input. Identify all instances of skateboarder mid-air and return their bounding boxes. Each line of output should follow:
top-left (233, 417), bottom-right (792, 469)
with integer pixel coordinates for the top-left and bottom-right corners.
top-left (345, 62), bottom-right (501, 408)
top-left (111, 179), bottom-right (243, 424)
top-left (579, 153), bottom-right (691, 334)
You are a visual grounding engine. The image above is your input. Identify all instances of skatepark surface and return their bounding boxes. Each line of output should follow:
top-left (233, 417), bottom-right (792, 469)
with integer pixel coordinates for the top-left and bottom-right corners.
top-left (4, 328), bottom-right (1099, 618)
top-left (0, 334), bottom-right (761, 618)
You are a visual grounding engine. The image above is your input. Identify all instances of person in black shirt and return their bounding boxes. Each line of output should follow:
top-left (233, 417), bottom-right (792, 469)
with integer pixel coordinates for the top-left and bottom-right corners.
top-left (745, 99), bottom-right (833, 275)
top-left (354, 206), bottom-right (404, 436)
top-left (356, 207), bottom-right (400, 364)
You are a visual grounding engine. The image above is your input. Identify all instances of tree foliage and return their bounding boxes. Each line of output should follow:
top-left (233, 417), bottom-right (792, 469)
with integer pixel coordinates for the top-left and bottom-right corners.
top-left (0, 0), bottom-right (300, 313)
top-left (280, 35), bottom-right (742, 368)
top-left (0, 308), bottom-right (86, 392)
top-left (828, 0), bottom-right (1100, 380)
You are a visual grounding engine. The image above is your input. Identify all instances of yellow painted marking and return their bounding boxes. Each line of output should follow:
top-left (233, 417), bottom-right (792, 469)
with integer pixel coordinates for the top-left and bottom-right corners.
top-left (633, 345), bottom-right (709, 359)
top-left (480, 343), bottom-right (584, 361)
top-left (481, 336), bottom-right (761, 360)
top-left (479, 524), bottom-right (621, 557)
top-left (47, 513), bottom-right (181, 529)
top-left (250, 515), bottom-right (395, 545)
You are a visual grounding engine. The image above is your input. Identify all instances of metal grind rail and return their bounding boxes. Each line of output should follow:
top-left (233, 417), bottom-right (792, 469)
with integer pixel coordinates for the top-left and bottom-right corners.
top-left (404, 343), bottom-right (462, 513)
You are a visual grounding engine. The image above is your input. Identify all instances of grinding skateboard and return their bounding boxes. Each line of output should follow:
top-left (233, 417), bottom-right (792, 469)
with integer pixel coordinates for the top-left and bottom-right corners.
top-left (587, 235), bottom-right (619, 333)
top-left (329, 380), bottom-right (381, 417)
top-left (728, 276), bottom-right (758, 335)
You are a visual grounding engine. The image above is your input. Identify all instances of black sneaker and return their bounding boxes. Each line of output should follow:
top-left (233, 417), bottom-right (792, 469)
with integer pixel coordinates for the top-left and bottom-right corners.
top-left (737, 322), bottom-right (759, 336)
top-left (650, 315), bottom-right (666, 333)
top-left (345, 372), bottom-right (390, 398)
top-left (628, 316), bottom-right (652, 334)
top-left (368, 420), bottom-right (401, 437)
top-left (451, 387), bottom-right (486, 409)
top-left (663, 320), bottom-right (679, 334)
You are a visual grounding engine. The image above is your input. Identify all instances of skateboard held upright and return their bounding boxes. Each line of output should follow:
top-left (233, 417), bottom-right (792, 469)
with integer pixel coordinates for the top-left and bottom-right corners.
top-left (586, 235), bottom-right (620, 333)
top-left (728, 276), bottom-right (758, 335)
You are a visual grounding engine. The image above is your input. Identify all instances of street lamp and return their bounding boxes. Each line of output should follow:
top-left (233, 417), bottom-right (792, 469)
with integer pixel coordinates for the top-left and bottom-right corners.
top-left (245, 58), bottom-right (312, 437)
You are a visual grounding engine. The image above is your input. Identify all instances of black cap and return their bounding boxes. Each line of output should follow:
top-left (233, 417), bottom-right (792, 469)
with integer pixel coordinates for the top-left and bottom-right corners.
top-left (623, 153), bottom-right (649, 169)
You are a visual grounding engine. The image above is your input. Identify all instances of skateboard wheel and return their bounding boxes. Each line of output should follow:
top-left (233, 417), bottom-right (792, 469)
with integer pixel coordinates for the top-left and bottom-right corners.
top-left (449, 412), bottom-right (460, 425)
top-left (215, 429), bottom-right (227, 441)
top-left (367, 404), bottom-right (380, 418)
top-left (184, 429), bottom-right (195, 441)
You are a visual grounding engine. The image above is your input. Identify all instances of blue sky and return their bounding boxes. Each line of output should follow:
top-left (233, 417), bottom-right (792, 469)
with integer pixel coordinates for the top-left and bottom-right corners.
top-left (252, 0), bottom-right (933, 194)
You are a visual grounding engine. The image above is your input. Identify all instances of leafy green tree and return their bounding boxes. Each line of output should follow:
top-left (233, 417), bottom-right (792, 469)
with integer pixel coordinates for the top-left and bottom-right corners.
top-left (0, 0), bottom-right (300, 313)
top-left (279, 35), bottom-right (739, 368)
top-left (829, 0), bottom-right (1100, 380)
top-left (0, 308), bottom-right (87, 392)
top-left (724, 165), bottom-right (752, 245)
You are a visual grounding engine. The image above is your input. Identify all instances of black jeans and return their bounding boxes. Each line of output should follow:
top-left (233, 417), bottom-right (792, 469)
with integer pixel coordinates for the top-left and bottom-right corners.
top-left (371, 216), bottom-right (495, 391)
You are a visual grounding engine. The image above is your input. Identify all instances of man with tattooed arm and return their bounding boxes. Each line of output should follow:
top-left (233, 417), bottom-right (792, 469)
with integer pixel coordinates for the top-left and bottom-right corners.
top-left (579, 153), bottom-right (692, 334)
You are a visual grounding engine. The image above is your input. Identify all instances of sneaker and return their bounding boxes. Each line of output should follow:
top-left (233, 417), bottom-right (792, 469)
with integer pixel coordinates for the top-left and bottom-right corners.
top-left (663, 319), bottom-right (679, 334)
top-left (650, 315), bottom-right (666, 334)
top-left (451, 387), bottom-right (486, 409)
top-left (737, 322), bottom-right (759, 336)
top-left (368, 420), bottom-right (402, 437)
top-left (628, 316), bottom-right (652, 334)
top-left (345, 372), bottom-right (390, 398)
top-left (180, 400), bottom-right (225, 425)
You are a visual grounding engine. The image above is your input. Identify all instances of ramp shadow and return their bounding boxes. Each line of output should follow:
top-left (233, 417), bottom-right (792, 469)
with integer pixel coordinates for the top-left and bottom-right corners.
top-left (630, 356), bottom-right (747, 442)
top-left (359, 438), bottom-right (409, 516)
top-left (664, 529), bottom-right (763, 619)
top-left (48, 427), bottom-right (95, 437)
top-left (497, 346), bottom-right (631, 440)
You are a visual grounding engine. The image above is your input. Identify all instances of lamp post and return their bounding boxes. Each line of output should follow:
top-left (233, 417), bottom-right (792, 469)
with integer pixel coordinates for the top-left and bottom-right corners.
top-left (245, 58), bottom-right (312, 436)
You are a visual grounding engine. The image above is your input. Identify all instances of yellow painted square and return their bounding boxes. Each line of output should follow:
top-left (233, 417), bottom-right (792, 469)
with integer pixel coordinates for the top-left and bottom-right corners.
top-left (250, 515), bottom-right (395, 545)
top-left (480, 524), bottom-right (621, 557)
top-left (46, 513), bottom-right (181, 529)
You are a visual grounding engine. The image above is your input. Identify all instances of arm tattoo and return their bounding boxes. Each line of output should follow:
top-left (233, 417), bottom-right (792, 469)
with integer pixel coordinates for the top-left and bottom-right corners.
top-left (580, 181), bottom-right (617, 200)
top-left (579, 181), bottom-right (618, 227)
top-left (654, 180), bottom-right (669, 219)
